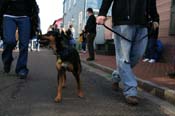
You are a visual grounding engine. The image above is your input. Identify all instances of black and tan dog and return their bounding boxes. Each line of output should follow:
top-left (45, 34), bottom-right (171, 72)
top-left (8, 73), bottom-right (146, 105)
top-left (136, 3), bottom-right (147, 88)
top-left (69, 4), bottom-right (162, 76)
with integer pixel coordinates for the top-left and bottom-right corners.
top-left (40, 30), bottom-right (84, 103)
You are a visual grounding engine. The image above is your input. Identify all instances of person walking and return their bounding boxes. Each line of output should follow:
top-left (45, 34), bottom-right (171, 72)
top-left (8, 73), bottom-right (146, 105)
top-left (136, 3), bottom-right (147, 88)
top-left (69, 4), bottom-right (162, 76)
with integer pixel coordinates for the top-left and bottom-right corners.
top-left (97, 0), bottom-right (159, 105)
top-left (85, 8), bottom-right (96, 61)
top-left (81, 30), bottom-right (87, 53)
top-left (0, 0), bottom-right (39, 79)
top-left (66, 24), bottom-right (76, 47)
top-left (143, 16), bottom-right (160, 63)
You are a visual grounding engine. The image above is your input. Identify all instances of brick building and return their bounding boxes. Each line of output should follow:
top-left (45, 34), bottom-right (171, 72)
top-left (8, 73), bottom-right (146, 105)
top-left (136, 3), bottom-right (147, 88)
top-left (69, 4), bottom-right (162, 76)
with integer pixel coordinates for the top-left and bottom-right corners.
top-left (157, 0), bottom-right (175, 63)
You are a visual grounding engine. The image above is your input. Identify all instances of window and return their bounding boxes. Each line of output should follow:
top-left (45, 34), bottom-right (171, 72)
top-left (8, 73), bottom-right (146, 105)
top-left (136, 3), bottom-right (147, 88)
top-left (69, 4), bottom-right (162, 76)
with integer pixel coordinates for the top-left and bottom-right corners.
top-left (169, 0), bottom-right (175, 35)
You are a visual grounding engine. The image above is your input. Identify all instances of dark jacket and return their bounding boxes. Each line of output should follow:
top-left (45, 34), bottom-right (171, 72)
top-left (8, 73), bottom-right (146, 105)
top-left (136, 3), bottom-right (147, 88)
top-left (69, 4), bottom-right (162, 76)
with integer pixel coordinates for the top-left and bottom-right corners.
top-left (0, 0), bottom-right (39, 37)
top-left (1, 0), bottom-right (39, 16)
top-left (85, 15), bottom-right (97, 34)
top-left (98, 0), bottom-right (159, 26)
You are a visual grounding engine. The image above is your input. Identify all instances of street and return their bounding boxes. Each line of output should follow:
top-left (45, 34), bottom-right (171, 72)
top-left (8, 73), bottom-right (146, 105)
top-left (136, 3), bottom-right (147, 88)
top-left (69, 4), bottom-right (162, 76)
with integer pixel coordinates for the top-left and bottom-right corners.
top-left (0, 49), bottom-right (172, 116)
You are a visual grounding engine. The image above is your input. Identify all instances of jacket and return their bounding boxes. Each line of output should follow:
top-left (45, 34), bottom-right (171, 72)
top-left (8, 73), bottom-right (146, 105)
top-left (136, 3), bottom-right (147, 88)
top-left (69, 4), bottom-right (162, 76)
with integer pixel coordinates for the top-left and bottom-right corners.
top-left (98, 0), bottom-right (159, 26)
top-left (85, 15), bottom-right (97, 34)
top-left (1, 0), bottom-right (39, 16)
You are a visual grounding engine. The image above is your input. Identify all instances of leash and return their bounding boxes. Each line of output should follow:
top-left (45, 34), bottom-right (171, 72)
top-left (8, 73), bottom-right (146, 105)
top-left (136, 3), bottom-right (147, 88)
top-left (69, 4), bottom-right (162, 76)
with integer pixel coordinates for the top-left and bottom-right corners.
top-left (103, 24), bottom-right (148, 43)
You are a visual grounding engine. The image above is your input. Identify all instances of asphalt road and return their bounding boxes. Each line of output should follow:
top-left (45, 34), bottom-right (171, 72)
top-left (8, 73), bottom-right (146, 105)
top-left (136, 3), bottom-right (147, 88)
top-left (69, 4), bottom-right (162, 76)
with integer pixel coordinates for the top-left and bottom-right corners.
top-left (0, 49), bottom-right (170, 116)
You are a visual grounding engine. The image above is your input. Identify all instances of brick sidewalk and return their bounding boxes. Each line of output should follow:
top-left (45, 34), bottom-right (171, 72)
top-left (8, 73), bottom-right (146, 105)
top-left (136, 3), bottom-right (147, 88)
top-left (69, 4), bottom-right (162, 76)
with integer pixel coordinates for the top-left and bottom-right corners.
top-left (80, 52), bottom-right (175, 90)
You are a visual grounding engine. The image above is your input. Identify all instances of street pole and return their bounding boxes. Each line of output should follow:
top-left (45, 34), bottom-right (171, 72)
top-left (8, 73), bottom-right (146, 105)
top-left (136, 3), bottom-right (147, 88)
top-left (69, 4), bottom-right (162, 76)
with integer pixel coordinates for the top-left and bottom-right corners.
top-left (83, 0), bottom-right (87, 28)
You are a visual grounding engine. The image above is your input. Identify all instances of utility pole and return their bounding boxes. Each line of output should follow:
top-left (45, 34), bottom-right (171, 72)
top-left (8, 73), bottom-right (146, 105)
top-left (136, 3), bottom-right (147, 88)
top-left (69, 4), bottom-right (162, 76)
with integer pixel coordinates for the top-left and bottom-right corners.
top-left (83, 0), bottom-right (87, 28)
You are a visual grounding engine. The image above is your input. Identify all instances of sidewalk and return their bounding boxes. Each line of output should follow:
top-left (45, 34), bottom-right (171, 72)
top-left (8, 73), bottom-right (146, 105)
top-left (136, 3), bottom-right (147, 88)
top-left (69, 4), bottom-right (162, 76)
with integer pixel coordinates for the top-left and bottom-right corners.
top-left (80, 52), bottom-right (175, 105)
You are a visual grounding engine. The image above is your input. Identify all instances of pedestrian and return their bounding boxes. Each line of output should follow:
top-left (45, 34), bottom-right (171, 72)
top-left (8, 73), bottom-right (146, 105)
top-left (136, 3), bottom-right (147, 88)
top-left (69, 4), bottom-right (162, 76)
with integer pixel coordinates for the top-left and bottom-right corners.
top-left (66, 25), bottom-right (76, 47)
top-left (77, 31), bottom-right (83, 51)
top-left (97, 0), bottom-right (159, 105)
top-left (60, 27), bottom-right (69, 46)
top-left (143, 16), bottom-right (160, 63)
top-left (69, 24), bottom-right (76, 41)
top-left (0, 0), bottom-right (39, 79)
top-left (81, 30), bottom-right (87, 53)
top-left (85, 8), bottom-right (96, 61)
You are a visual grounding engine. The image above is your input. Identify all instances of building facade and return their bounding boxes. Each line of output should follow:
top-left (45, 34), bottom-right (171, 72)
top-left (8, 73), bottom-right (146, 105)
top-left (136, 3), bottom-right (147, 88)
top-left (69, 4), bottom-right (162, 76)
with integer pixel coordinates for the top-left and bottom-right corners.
top-left (157, 0), bottom-right (175, 62)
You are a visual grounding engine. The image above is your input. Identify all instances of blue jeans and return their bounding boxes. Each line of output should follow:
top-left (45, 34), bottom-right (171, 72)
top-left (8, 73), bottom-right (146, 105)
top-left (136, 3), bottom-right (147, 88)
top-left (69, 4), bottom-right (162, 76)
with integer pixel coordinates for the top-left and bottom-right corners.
top-left (144, 38), bottom-right (157, 59)
top-left (2, 16), bottom-right (31, 75)
top-left (82, 41), bottom-right (86, 51)
top-left (112, 25), bottom-right (148, 97)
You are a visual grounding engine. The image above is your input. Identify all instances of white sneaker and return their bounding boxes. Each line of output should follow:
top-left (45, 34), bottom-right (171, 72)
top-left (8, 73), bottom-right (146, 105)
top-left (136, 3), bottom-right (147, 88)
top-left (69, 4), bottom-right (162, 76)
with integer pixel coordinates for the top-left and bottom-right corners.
top-left (142, 58), bottom-right (149, 62)
top-left (83, 51), bottom-right (86, 54)
top-left (148, 59), bottom-right (156, 63)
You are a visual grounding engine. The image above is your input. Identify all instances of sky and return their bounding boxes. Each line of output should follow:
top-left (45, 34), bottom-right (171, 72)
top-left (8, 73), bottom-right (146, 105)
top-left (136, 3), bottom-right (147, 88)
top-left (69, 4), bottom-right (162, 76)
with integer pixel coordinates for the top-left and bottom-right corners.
top-left (36, 0), bottom-right (64, 33)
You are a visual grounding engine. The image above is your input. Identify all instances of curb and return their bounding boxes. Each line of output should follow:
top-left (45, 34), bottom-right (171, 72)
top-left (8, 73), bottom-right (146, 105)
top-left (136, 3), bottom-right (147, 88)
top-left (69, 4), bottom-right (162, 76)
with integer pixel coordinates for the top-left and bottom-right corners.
top-left (82, 59), bottom-right (175, 106)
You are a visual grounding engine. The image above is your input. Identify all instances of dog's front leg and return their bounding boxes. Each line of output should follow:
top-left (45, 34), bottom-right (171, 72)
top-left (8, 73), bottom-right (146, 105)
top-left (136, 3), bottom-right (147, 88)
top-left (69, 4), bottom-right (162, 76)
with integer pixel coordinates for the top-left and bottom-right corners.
top-left (55, 63), bottom-right (64, 103)
top-left (55, 73), bottom-right (63, 103)
top-left (72, 71), bottom-right (84, 98)
top-left (62, 72), bottom-right (66, 88)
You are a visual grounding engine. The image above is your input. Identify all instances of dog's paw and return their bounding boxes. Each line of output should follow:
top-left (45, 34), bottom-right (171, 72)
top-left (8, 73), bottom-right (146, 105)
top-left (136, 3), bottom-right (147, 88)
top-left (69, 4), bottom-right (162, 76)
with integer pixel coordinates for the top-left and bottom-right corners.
top-left (54, 97), bottom-right (62, 103)
top-left (78, 90), bottom-right (84, 98)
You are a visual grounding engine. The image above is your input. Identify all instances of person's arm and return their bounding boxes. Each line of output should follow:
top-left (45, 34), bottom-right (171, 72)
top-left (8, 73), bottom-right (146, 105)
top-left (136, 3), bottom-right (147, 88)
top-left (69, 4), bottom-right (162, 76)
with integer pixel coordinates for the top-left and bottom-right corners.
top-left (0, 0), bottom-right (10, 38)
top-left (32, 0), bottom-right (39, 15)
top-left (149, 0), bottom-right (159, 30)
top-left (98, 0), bottom-right (113, 16)
top-left (97, 0), bottom-right (113, 25)
top-left (0, 0), bottom-right (9, 15)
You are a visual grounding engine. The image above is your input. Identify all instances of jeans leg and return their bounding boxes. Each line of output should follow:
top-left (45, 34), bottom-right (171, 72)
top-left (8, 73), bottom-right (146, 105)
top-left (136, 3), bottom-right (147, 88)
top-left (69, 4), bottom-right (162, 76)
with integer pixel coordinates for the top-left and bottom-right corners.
top-left (113, 25), bottom-right (139, 97)
top-left (82, 42), bottom-right (86, 51)
top-left (87, 33), bottom-right (95, 59)
top-left (15, 17), bottom-right (31, 75)
top-left (2, 17), bottom-right (17, 65)
top-left (149, 38), bottom-right (157, 59)
top-left (130, 26), bottom-right (148, 67)
top-left (112, 37), bottom-right (121, 83)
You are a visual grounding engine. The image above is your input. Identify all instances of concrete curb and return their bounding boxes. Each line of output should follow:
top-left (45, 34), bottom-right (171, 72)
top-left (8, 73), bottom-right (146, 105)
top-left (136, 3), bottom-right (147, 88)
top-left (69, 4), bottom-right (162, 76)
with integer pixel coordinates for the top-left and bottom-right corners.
top-left (82, 59), bottom-right (175, 106)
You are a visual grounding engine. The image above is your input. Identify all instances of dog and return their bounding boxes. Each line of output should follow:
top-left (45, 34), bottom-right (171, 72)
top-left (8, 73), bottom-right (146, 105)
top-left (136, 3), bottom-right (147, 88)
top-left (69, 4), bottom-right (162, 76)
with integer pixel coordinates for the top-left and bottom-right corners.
top-left (39, 30), bottom-right (84, 103)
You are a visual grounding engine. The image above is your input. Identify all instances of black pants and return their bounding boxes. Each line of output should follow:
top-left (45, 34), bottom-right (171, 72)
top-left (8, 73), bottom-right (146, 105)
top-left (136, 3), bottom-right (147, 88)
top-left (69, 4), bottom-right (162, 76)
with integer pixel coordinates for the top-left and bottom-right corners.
top-left (87, 33), bottom-right (96, 59)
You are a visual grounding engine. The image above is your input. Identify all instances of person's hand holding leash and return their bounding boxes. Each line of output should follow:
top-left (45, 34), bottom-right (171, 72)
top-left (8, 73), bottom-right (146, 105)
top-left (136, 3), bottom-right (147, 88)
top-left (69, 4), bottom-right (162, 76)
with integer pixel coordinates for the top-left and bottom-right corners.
top-left (152, 22), bottom-right (159, 30)
top-left (96, 16), bottom-right (106, 25)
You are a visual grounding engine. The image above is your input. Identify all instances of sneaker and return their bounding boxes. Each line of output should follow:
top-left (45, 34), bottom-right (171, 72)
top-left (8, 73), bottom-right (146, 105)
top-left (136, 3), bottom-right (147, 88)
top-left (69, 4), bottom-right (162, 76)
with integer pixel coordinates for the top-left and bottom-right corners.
top-left (142, 58), bottom-right (149, 62)
top-left (17, 72), bottom-right (28, 79)
top-left (125, 96), bottom-right (138, 105)
top-left (82, 50), bottom-right (86, 54)
top-left (16, 71), bottom-right (28, 79)
top-left (86, 57), bottom-right (94, 61)
top-left (148, 59), bottom-right (155, 63)
top-left (112, 82), bottom-right (119, 91)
